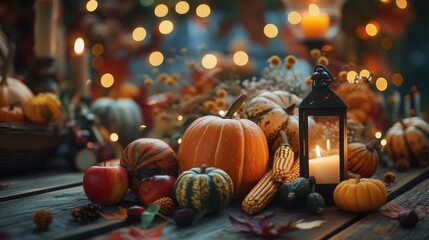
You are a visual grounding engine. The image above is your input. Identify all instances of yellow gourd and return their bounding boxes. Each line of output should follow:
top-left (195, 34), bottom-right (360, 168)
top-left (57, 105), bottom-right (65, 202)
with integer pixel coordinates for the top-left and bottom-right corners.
top-left (23, 92), bottom-right (62, 124)
top-left (333, 175), bottom-right (387, 213)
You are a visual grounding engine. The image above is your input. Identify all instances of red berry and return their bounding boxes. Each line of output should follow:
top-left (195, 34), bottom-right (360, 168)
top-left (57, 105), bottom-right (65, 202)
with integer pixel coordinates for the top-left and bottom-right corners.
top-left (127, 206), bottom-right (145, 221)
top-left (398, 209), bottom-right (418, 228)
top-left (173, 208), bottom-right (195, 228)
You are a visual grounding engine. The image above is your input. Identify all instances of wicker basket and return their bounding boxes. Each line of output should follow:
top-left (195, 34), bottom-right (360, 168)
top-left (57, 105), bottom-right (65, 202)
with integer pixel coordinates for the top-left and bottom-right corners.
top-left (0, 122), bottom-right (70, 175)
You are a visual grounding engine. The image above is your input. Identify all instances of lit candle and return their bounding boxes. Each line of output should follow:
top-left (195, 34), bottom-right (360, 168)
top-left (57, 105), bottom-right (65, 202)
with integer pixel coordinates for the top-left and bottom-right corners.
top-left (309, 145), bottom-right (340, 184)
top-left (301, 3), bottom-right (330, 39)
top-left (34, 0), bottom-right (58, 57)
top-left (70, 38), bottom-right (90, 95)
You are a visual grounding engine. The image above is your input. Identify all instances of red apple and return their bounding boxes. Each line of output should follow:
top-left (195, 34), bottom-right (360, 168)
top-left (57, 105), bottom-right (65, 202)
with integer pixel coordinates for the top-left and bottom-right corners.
top-left (138, 175), bottom-right (176, 205)
top-left (83, 165), bottom-right (129, 206)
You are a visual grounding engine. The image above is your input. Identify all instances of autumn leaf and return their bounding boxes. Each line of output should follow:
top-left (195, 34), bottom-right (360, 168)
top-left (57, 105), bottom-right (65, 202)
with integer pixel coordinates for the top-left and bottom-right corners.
top-left (381, 201), bottom-right (428, 219)
top-left (0, 182), bottom-right (10, 190)
top-left (107, 224), bottom-right (167, 240)
top-left (295, 219), bottom-right (326, 230)
top-left (141, 204), bottom-right (160, 229)
top-left (100, 206), bottom-right (128, 220)
top-left (228, 211), bottom-right (293, 238)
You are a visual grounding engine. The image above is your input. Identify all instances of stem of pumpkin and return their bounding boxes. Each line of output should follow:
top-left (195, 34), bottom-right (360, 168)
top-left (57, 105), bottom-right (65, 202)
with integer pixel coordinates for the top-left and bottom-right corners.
top-left (222, 93), bottom-right (247, 119)
top-left (283, 103), bottom-right (297, 115)
top-left (200, 164), bottom-right (207, 174)
top-left (355, 174), bottom-right (361, 184)
top-left (366, 139), bottom-right (379, 151)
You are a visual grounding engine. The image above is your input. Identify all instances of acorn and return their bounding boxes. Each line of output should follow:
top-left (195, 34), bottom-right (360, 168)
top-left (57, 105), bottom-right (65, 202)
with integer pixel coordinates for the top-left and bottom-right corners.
top-left (172, 208), bottom-right (195, 228)
top-left (398, 209), bottom-right (419, 228)
top-left (33, 209), bottom-right (53, 230)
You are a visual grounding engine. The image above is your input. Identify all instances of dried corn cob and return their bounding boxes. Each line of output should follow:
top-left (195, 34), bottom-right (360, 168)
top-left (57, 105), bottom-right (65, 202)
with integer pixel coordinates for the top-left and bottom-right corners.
top-left (272, 130), bottom-right (295, 182)
top-left (242, 170), bottom-right (281, 215)
top-left (282, 157), bottom-right (300, 184)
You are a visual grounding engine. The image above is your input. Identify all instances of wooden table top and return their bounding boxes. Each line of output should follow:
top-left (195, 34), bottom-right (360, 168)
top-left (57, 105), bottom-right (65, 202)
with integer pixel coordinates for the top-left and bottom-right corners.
top-left (1, 157), bottom-right (428, 240)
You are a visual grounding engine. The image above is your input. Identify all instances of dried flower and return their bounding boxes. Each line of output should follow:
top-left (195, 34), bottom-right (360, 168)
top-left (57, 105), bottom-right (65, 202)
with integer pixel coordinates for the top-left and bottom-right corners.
top-left (310, 49), bottom-right (322, 58)
top-left (383, 171), bottom-right (396, 183)
top-left (215, 98), bottom-right (226, 109)
top-left (216, 88), bottom-right (227, 98)
top-left (167, 58), bottom-right (174, 64)
top-left (151, 68), bottom-right (159, 75)
top-left (268, 55), bottom-right (281, 67)
top-left (338, 71), bottom-right (348, 81)
top-left (317, 56), bottom-right (329, 66)
top-left (166, 77), bottom-right (175, 86)
top-left (180, 48), bottom-right (188, 55)
top-left (203, 100), bottom-right (216, 111)
top-left (285, 55), bottom-right (297, 66)
top-left (186, 60), bottom-right (196, 69)
top-left (144, 78), bottom-right (153, 87)
top-left (157, 73), bottom-right (169, 83)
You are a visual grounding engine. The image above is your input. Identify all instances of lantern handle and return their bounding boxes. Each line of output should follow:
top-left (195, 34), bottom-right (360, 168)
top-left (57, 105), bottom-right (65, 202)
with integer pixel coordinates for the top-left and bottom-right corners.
top-left (313, 64), bottom-right (333, 84)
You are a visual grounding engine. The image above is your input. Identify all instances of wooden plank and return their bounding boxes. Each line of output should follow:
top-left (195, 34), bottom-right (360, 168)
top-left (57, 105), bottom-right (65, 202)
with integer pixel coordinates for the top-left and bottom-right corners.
top-left (0, 173), bottom-right (83, 202)
top-left (330, 177), bottom-right (429, 240)
top-left (0, 186), bottom-right (140, 240)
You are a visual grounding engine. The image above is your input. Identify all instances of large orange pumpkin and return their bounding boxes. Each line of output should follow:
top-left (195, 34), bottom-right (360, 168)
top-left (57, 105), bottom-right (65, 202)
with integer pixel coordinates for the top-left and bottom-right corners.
top-left (178, 93), bottom-right (269, 199)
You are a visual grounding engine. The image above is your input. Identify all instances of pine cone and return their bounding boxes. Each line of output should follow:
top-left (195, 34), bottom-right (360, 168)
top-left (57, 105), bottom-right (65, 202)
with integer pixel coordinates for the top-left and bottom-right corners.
top-left (77, 203), bottom-right (103, 223)
top-left (153, 197), bottom-right (174, 215)
top-left (33, 209), bottom-right (53, 230)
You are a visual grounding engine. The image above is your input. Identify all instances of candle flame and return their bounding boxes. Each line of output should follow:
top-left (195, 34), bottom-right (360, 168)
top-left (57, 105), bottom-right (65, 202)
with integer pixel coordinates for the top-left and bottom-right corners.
top-left (309, 3), bottom-right (320, 16)
top-left (74, 38), bottom-right (85, 55)
top-left (326, 139), bottom-right (330, 151)
top-left (316, 145), bottom-right (321, 158)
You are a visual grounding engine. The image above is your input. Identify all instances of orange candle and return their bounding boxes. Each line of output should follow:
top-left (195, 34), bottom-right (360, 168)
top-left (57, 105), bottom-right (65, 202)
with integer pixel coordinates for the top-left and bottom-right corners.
top-left (301, 3), bottom-right (330, 39)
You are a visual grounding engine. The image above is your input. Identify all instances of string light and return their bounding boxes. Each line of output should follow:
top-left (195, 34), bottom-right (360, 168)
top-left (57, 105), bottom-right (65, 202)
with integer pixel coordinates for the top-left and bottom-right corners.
top-left (110, 133), bottom-right (119, 142)
top-left (375, 131), bottom-right (382, 139)
top-left (233, 51), bottom-right (249, 66)
top-left (287, 11), bottom-right (301, 24)
top-left (175, 1), bottom-right (190, 14)
top-left (86, 0), bottom-right (98, 12)
top-left (196, 4), bottom-right (211, 18)
top-left (396, 0), bottom-right (407, 9)
top-left (149, 51), bottom-right (164, 66)
top-left (100, 73), bottom-right (114, 88)
top-left (154, 4), bottom-right (168, 17)
top-left (347, 71), bottom-right (358, 83)
top-left (375, 77), bottom-right (388, 91)
top-left (201, 54), bottom-right (217, 69)
top-left (159, 20), bottom-right (174, 34)
top-left (365, 22), bottom-right (378, 37)
top-left (132, 27), bottom-right (147, 41)
top-left (264, 24), bottom-right (278, 38)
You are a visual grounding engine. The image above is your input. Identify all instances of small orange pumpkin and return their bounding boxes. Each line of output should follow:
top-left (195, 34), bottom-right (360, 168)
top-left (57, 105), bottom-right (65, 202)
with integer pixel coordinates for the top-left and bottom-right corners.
top-left (333, 175), bottom-right (387, 213)
top-left (178, 93), bottom-right (270, 199)
top-left (347, 139), bottom-right (379, 178)
top-left (23, 92), bottom-right (62, 124)
top-left (0, 102), bottom-right (25, 122)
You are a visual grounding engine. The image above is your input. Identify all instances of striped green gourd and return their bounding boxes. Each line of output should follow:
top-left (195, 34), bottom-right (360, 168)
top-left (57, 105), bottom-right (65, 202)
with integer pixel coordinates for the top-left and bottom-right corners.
top-left (91, 97), bottom-right (143, 147)
top-left (174, 164), bottom-right (234, 212)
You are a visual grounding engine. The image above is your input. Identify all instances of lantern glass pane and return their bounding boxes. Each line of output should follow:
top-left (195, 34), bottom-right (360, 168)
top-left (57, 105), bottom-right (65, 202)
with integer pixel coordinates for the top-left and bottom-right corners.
top-left (307, 115), bottom-right (340, 184)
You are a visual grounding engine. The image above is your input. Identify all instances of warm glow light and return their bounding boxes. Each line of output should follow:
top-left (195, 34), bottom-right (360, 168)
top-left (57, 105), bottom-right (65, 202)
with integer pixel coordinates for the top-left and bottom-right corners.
top-left (139, 124), bottom-right (147, 131)
top-left (154, 4), bottom-right (168, 17)
top-left (100, 73), bottom-right (114, 88)
top-left (347, 71), bottom-right (358, 83)
top-left (86, 0), bottom-right (98, 12)
top-left (175, 1), bottom-right (190, 14)
top-left (309, 3), bottom-right (320, 16)
top-left (326, 139), bottom-right (331, 151)
top-left (177, 138), bottom-right (182, 144)
top-left (178, 115), bottom-right (184, 121)
top-left (376, 77), bottom-right (388, 91)
top-left (92, 43), bottom-right (103, 56)
top-left (132, 27), bottom-right (147, 41)
top-left (288, 11), bottom-right (301, 25)
top-left (264, 24), bottom-right (278, 38)
top-left (233, 51), bottom-right (249, 66)
top-left (396, 0), bottom-right (407, 9)
top-left (315, 145), bottom-right (321, 158)
top-left (196, 4), bottom-right (211, 18)
top-left (74, 38), bottom-right (85, 54)
top-left (159, 20), bottom-right (174, 34)
top-left (110, 133), bottom-right (119, 142)
top-left (365, 23), bottom-right (378, 37)
top-left (201, 54), bottom-right (217, 69)
top-left (218, 110), bottom-right (225, 116)
top-left (381, 139), bottom-right (387, 146)
top-left (360, 69), bottom-right (371, 79)
top-left (392, 73), bottom-right (404, 86)
top-left (149, 51), bottom-right (164, 66)
top-left (375, 131), bottom-right (382, 139)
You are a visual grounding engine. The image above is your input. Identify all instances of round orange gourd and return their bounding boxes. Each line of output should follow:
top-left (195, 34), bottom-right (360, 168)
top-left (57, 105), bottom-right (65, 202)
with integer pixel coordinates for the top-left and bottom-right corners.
top-left (0, 103), bottom-right (25, 122)
top-left (23, 92), bottom-right (62, 124)
top-left (347, 139), bottom-right (379, 178)
top-left (120, 138), bottom-right (178, 194)
top-left (178, 93), bottom-right (269, 199)
top-left (333, 175), bottom-right (387, 213)
top-left (384, 117), bottom-right (429, 170)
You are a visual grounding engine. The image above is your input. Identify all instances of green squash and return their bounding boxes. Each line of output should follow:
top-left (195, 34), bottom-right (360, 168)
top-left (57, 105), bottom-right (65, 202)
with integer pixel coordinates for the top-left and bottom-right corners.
top-left (174, 164), bottom-right (234, 212)
top-left (286, 177), bottom-right (311, 201)
top-left (306, 192), bottom-right (325, 214)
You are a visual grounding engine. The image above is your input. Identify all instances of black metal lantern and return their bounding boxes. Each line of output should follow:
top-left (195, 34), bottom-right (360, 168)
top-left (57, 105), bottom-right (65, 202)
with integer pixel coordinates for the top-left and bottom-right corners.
top-left (299, 64), bottom-right (348, 203)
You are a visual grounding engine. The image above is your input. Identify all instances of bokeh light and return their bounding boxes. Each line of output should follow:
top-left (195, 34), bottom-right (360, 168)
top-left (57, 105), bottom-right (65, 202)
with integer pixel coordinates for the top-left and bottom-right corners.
top-left (149, 51), bottom-right (164, 66)
top-left (233, 51), bottom-right (249, 66)
top-left (201, 54), bottom-right (217, 69)
top-left (132, 27), bottom-right (147, 41)
top-left (376, 77), bottom-right (388, 91)
top-left (196, 4), bottom-right (211, 18)
top-left (264, 24), bottom-right (278, 38)
top-left (100, 73), bottom-right (114, 88)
